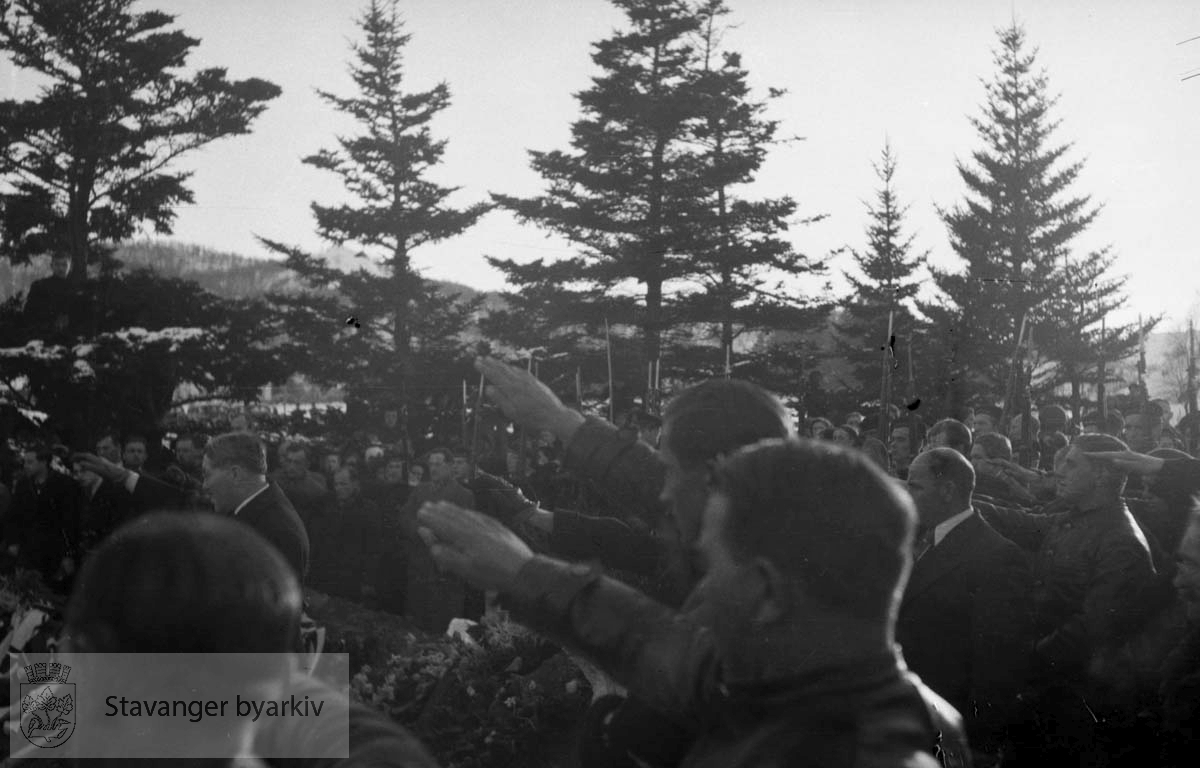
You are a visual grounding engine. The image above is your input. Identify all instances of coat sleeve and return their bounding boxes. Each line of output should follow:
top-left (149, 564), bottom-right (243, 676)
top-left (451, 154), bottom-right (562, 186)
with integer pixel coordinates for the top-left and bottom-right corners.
top-left (502, 555), bottom-right (718, 724)
top-left (562, 418), bottom-right (668, 525)
top-left (1036, 528), bottom-right (1159, 674)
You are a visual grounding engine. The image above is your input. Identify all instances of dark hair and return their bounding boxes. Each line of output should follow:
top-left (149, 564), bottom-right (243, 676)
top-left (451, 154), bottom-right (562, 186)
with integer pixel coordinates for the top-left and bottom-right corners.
top-left (425, 446), bottom-right (451, 464)
top-left (919, 447), bottom-right (976, 503)
top-left (928, 418), bottom-right (972, 455)
top-left (280, 439), bottom-right (310, 459)
top-left (662, 379), bottom-right (793, 471)
top-left (1039, 404), bottom-right (1068, 431)
top-left (819, 427), bottom-right (836, 441)
top-left (66, 514), bottom-right (302, 652)
top-left (975, 404), bottom-right (1003, 424)
top-left (174, 432), bottom-right (206, 450)
top-left (713, 438), bottom-right (913, 622)
top-left (22, 443), bottom-right (53, 464)
top-left (974, 432), bottom-right (1013, 462)
top-left (205, 432), bottom-right (268, 475)
top-left (123, 434), bottom-right (148, 449)
top-left (1105, 412), bottom-right (1126, 435)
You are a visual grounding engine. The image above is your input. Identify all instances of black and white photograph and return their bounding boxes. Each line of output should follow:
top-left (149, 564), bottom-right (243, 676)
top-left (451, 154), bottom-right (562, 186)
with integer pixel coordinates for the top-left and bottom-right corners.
top-left (1, 0), bottom-right (1198, 765)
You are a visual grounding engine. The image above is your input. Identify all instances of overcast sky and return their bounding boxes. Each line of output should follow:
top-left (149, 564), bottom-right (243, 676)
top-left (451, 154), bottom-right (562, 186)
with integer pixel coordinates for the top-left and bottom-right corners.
top-left (6, 0), bottom-right (1199, 331)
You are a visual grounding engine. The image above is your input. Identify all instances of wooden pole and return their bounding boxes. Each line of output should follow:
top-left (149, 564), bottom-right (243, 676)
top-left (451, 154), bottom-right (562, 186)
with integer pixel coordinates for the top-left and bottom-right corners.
top-left (724, 343), bottom-right (732, 379)
top-left (576, 366), bottom-right (583, 409)
top-left (1188, 319), bottom-right (1197, 416)
top-left (878, 310), bottom-right (895, 446)
top-left (470, 372), bottom-right (485, 480)
top-left (1098, 317), bottom-right (1108, 426)
top-left (605, 318), bottom-right (614, 423)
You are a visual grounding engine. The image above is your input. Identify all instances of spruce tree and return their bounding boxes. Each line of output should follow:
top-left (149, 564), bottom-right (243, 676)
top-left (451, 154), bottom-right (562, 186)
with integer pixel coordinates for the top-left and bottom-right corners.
top-left (260, 0), bottom-right (488, 449)
top-left (833, 142), bottom-right (927, 409)
top-left (489, 0), bottom-right (708, 388)
top-left (923, 24), bottom-right (1100, 412)
top-left (0, 0), bottom-right (280, 276)
top-left (674, 0), bottom-right (827, 383)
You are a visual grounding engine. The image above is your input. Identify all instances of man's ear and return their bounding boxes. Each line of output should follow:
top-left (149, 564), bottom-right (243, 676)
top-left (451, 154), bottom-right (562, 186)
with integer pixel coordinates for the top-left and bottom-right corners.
top-left (749, 557), bottom-right (788, 626)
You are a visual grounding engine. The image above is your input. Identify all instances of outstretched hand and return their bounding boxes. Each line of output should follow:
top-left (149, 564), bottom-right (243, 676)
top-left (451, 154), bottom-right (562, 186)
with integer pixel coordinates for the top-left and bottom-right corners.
top-left (1083, 450), bottom-right (1165, 476)
top-left (70, 452), bottom-right (129, 483)
top-left (474, 356), bottom-right (585, 442)
top-left (417, 501), bottom-right (535, 593)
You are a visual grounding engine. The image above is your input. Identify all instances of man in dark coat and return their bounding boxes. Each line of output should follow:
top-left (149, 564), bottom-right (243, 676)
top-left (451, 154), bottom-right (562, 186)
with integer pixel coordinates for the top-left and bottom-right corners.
top-left (22, 252), bottom-right (77, 337)
top-left (5, 446), bottom-right (79, 585)
top-left (979, 433), bottom-right (1160, 763)
top-left (74, 432), bottom-right (309, 585)
top-left (901, 448), bottom-right (1035, 763)
top-left (418, 438), bottom-right (969, 768)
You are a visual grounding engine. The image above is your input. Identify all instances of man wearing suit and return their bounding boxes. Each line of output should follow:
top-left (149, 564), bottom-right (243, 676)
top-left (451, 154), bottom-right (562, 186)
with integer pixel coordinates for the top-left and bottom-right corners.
top-left (75, 432), bottom-right (309, 585)
top-left (900, 448), bottom-right (1035, 765)
top-left (199, 432), bottom-right (309, 585)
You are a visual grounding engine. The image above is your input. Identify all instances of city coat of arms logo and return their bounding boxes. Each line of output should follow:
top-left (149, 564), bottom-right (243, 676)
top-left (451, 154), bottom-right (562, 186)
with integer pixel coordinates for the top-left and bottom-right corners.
top-left (19, 662), bottom-right (75, 748)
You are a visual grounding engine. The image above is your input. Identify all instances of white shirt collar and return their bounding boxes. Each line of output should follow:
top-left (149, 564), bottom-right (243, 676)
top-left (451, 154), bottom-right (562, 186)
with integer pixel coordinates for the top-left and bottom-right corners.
top-left (934, 507), bottom-right (975, 546)
top-left (233, 483), bottom-right (271, 517)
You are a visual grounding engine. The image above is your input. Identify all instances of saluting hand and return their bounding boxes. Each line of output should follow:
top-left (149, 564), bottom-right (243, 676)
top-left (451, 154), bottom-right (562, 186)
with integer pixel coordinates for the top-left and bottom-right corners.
top-left (474, 356), bottom-right (585, 443)
top-left (417, 501), bottom-right (535, 592)
top-left (70, 452), bottom-right (130, 484)
top-left (1083, 450), bottom-right (1165, 476)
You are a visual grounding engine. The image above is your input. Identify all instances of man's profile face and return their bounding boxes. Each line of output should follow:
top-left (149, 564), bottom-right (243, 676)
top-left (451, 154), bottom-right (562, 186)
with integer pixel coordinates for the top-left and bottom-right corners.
top-left (50, 255), bottom-right (70, 278)
top-left (972, 414), bottom-right (996, 436)
top-left (657, 428), bottom-right (710, 551)
top-left (123, 441), bottom-right (147, 470)
top-left (96, 436), bottom-right (121, 464)
top-left (427, 452), bottom-right (451, 483)
top-left (905, 456), bottom-right (942, 528)
top-left (281, 450), bottom-right (308, 480)
top-left (201, 456), bottom-right (239, 515)
top-left (889, 427), bottom-right (912, 465)
top-left (1055, 446), bottom-right (1100, 504)
top-left (1173, 523), bottom-right (1200, 622)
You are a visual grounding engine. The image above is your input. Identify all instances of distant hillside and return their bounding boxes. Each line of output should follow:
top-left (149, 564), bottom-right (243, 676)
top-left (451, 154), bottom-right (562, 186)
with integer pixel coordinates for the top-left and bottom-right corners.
top-left (0, 241), bottom-right (505, 309)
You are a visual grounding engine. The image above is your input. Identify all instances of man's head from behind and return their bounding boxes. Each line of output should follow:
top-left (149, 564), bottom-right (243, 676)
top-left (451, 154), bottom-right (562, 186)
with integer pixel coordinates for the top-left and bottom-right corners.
top-left (906, 448), bottom-right (975, 530)
top-left (65, 513), bottom-right (302, 653)
top-left (925, 418), bottom-right (972, 457)
top-left (658, 379), bottom-right (794, 546)
top-left (202, 432), bottom-right (268, 515)
top-left (692, 438), bottom-right (914, 662)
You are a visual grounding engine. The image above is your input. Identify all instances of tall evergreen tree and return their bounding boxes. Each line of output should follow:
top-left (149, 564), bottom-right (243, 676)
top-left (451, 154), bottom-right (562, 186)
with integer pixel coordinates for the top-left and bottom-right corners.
top-left (832, 142), bottom-right (927, 407)
top-left (489, 0), bottom-right (708, 383)
top-left (260, 0), bottom-right (489, 450)
top-left (922, 24), bottom-right (1101, 413)
top-left (674, 0), bottom-right (827, 382)
top-left (0, 0), bottom-right (280, 277)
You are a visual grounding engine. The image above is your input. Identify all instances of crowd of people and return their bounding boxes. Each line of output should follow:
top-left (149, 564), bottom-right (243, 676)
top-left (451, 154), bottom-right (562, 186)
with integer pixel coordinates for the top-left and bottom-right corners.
top-left (1, 354), bottom-right (1198, 767)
